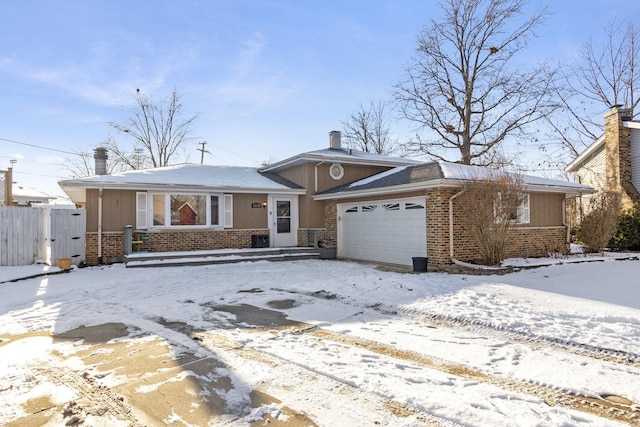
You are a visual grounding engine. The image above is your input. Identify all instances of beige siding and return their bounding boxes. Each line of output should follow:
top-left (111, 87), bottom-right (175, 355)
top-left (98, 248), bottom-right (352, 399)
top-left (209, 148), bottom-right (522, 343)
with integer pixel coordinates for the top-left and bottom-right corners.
top-left (576, 147), bottom-right (606, 192)
top-left (632, 128), bottom-right (640, 191)
top-left (274, 163), bottom-right (312, 188)
top-left (86, 189), bottom-right (136, 232)
top-left (232, 193), bottom-right (268, 229)
top-left (88, 189), bottom-right (267, 232)
top-left (274, 162), bottom-right (393, 228)
top-left (528, 192), bottom-right (564, 227)
top-left (316, 164), bottom-right (390, 193)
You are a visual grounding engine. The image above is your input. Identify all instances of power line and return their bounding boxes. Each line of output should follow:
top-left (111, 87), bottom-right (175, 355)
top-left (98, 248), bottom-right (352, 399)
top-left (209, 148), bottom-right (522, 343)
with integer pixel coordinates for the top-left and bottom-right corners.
top-left (0, 136), bottom-right (80, 156)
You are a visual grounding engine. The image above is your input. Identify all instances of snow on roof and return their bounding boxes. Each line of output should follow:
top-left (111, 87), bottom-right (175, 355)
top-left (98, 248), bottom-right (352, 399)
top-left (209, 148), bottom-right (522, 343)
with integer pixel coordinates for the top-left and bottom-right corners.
top-left (12, 184), bottom-right (54, 202)
top-left (318, 161), bottom-right (592, 199)
top-left (347, 166), bottom-right (409, 188)
top-left (438, 161), bottom-right (590, 189)
top-left (60, 164), bottom-right (300, 191)
top-left (261, 147), bottom-right (421, 172)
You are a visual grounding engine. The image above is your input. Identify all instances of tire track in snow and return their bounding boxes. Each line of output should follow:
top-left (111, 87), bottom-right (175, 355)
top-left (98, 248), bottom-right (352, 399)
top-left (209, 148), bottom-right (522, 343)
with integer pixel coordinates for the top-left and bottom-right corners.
top-left (303, 328), bottom-right (640, 426)
top-left (192, 330), bottom-right (455, 427)
top-left (199, 322), bottom-right (639, 426)
top-left (31, 365), bottom-right (145, 427)
top-left (399, 309), bottom-right (640, 368)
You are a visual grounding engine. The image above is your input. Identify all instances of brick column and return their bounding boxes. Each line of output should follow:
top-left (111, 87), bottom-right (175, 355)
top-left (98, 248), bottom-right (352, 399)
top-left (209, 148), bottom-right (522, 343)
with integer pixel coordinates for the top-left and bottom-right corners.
top-left (426, 188), bottom-right (459, 267)
top-left (604, 106), bottom-right (640, 209)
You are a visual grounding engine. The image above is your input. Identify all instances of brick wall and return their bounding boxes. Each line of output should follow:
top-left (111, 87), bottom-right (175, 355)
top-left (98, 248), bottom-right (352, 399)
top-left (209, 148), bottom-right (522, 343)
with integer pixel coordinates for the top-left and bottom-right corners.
top-left (425, 188), bottom-right (458, 266)
top-left (604, 106), bottom-right (640, 209)
top-left (85, 228), bottom-right (270, 265)
top-left (425, 188), bottom-right (569, 267)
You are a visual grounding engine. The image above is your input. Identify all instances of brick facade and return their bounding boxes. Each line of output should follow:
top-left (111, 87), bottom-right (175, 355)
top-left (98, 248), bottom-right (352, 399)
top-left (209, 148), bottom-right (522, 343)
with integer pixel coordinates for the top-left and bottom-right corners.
top-left (424, 188), bottom-right (569, 268)
top-left (604, 107), bottom-right (640, 209)
top-left (85, 228), bottom-right (269, 265)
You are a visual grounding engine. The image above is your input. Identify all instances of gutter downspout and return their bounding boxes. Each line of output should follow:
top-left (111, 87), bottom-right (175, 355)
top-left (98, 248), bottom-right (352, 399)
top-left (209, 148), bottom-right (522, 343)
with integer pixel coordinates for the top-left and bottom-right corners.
top-left (98, 187), bottom-right (103, 264)
top-left (562, 197), bottom-right (571, 247)
top-left (448, 189), bottom-right (504, 271)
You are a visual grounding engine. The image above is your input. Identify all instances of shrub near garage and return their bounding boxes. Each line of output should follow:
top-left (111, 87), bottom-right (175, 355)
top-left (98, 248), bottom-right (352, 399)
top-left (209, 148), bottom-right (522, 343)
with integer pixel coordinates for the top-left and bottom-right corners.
top-left (610, 203), bottom-right (640, 251)
top-left (576, 191), bottom-right (620, 253)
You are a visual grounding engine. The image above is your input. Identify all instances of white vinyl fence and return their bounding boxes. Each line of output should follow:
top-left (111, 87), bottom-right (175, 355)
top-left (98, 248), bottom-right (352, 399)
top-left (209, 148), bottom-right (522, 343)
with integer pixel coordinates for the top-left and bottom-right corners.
top-left (0, 206), bottom-right (86, 266)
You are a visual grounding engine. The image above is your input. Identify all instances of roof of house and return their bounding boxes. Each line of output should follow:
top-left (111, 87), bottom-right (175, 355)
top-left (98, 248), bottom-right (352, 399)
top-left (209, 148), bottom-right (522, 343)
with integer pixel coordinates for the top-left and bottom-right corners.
top-left (565, 135), bottom-right (605, 173)
top-left (566, 119), bottom-right (640, 172)
top-left (59, 163), bottom-right (305, 204)
top-left (314, 161), bottom-right (593, 200)
top-left (260, 147), bottom-right (422, 172)
top-left (12, 184), bottom-right (54, 204)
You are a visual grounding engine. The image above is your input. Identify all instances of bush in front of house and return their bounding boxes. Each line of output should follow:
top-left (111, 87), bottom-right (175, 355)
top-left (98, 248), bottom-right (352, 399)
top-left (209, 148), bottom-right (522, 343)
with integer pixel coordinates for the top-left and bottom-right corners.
top-left (609, 203), bottom-right (640, 251)
top-left (576, 191), bottom-right (620, 253)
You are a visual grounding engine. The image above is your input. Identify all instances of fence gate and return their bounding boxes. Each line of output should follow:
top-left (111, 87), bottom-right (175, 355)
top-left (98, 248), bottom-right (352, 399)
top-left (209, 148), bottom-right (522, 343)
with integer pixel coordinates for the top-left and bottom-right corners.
top-left (50, 209), bottom-right (86, 266)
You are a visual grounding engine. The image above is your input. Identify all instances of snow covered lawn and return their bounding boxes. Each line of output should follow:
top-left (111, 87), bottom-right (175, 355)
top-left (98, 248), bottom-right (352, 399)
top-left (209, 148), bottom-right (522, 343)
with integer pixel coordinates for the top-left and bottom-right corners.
top-left (0, 256), bottom-right (639, 426)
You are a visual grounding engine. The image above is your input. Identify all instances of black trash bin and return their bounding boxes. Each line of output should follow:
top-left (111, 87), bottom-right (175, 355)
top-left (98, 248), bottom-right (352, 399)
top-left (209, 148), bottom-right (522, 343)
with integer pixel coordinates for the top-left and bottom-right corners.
top-left (412, 257), bottom-right (428, 272)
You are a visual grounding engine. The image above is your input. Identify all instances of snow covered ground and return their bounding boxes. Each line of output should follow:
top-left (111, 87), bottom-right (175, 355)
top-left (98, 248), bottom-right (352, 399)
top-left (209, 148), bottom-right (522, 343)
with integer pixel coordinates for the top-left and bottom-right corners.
top-left (0, 254), bottom-right (639, 426)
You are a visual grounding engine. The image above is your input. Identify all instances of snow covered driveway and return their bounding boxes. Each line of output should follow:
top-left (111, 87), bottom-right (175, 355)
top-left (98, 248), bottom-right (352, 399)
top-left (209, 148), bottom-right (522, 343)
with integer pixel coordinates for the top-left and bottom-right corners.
top-left (0, 257), bottom-right (639, 426)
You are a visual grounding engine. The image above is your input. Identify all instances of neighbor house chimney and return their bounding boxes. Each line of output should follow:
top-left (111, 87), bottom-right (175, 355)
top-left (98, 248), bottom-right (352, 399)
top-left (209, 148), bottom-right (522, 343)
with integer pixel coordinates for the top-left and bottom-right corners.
top-left (604, 105), bottom-right (640, 209)
top-left (329, 131), bottom-right (342, 150)
top-left (94, 147), bottom-right (108, 175)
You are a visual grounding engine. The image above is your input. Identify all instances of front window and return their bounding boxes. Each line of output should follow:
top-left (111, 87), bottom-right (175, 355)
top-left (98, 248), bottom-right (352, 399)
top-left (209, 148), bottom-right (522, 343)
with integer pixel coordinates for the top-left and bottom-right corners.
top-left (148, 193), bottom-right (224, 227)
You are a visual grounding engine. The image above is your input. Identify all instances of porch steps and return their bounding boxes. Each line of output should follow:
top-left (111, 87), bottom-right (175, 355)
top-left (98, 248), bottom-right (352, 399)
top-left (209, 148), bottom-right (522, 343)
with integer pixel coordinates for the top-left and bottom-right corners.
top-left (123, 247), bottom-right (321, 268)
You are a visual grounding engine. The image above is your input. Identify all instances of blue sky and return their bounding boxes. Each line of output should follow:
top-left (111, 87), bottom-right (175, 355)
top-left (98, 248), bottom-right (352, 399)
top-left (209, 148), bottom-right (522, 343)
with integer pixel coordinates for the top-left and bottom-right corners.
top-left (1, 0), bottom-right (638, 197)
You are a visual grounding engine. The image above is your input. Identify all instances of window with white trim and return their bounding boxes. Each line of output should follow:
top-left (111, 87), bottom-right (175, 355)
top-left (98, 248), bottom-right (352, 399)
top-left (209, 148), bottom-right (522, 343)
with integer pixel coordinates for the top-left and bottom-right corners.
top-left (137, 192), bottom-right (231, 228)
top-left (494, 193), bottom-right (530, 224)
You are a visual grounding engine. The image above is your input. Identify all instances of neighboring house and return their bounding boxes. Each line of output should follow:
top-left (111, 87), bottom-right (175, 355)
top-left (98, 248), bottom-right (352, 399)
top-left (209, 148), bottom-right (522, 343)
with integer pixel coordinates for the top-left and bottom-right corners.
top-left (566, 106), bottom-right (640, 212)
top-left (59, 133), bottom-right (590, 268)
top-left (12, 184), bottom-right (55, 206)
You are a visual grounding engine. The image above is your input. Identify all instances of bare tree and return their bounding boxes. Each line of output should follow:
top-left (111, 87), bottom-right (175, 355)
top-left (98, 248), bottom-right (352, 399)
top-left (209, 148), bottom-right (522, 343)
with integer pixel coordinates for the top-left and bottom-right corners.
top-left (341, 100), bottom-right (397, 155)
top-left (456, 171), bottom-right (526, 265)
top-left (394, 0), bottom-right (558, 166)
top-left (107, 88), bottom-right (198, 169)
top-left (63, 146), bottom-right (127, 177)
top-left (546, 20), bottom-right (640, 161)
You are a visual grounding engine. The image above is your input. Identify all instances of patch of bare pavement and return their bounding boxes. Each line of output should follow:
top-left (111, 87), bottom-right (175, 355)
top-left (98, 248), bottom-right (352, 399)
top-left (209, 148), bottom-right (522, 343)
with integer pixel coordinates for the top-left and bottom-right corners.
top-left (2, 301), bottom-right (639, 426)
top-left (0, 323), bottom-right (321, 426)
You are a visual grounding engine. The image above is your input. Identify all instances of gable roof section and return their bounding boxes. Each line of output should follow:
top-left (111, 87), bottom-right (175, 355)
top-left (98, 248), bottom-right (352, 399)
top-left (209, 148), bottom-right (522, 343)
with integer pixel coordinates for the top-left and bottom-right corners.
top-left (314, 161), bottom-right (593, 200)
top-left (565, 135), bottom-right (605, 173)
top-left (59, 163), bottom-right (304, 204)
top-left (566, 119), bottom-right (640, 173)
top-left (260, 147), bottom-right (421, 172)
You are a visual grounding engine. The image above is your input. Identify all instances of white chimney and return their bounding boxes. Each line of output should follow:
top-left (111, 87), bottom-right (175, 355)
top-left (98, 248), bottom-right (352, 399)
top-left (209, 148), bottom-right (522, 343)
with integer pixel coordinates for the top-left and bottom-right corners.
top-left (329, 131), bottom-right (342, 150)
top-left (94, 147), bottom-right (108, 175)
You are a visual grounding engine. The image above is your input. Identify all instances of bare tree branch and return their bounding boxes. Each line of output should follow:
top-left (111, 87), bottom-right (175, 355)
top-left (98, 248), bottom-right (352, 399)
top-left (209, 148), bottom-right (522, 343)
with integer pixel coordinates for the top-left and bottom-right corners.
top-left (106, 88), bottom-right (198, 169)
top-left (341, 100), bottom-right (398, 155)
top-left (545, 20), bottom-right (640, 168)
top-left (394, 0), bottom-right (558, 166)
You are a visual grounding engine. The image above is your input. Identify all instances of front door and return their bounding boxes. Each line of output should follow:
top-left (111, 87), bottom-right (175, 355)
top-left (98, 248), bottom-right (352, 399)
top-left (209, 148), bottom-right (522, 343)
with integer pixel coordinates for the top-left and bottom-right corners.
top-left (268, 195), bottom-right (298, 247)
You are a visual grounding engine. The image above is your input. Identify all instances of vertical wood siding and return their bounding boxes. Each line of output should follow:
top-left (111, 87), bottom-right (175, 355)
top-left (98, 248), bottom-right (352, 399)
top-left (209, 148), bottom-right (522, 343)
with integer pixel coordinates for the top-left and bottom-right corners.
top-left (0, 207), bottom-right (85, 266)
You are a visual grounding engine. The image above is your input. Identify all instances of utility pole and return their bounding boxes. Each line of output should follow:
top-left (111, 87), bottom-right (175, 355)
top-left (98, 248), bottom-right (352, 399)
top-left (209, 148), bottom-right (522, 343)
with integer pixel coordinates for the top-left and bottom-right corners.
top-left (197, 141), bottom-right (210, 165)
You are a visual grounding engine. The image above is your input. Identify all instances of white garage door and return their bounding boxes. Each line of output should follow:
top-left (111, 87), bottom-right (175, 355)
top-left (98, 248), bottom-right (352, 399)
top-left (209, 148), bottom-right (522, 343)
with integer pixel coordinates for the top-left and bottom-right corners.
top-left (338, 197), bottom-right (426, 266)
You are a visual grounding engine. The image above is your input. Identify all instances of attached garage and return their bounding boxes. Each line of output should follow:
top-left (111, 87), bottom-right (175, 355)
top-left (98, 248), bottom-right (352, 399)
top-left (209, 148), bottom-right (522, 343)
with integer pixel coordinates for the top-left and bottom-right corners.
top-left (337, 197), bottom-right (426, 266)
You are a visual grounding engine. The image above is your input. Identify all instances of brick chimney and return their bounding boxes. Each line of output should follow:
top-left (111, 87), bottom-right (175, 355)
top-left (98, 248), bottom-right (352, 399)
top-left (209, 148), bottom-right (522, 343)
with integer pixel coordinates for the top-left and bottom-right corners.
top-left (94, 147), bottom-right (108, 175)
top-left (604, 105), bottom-right (640, 209)
top-left (329, 131), bottom-right (342, 150)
